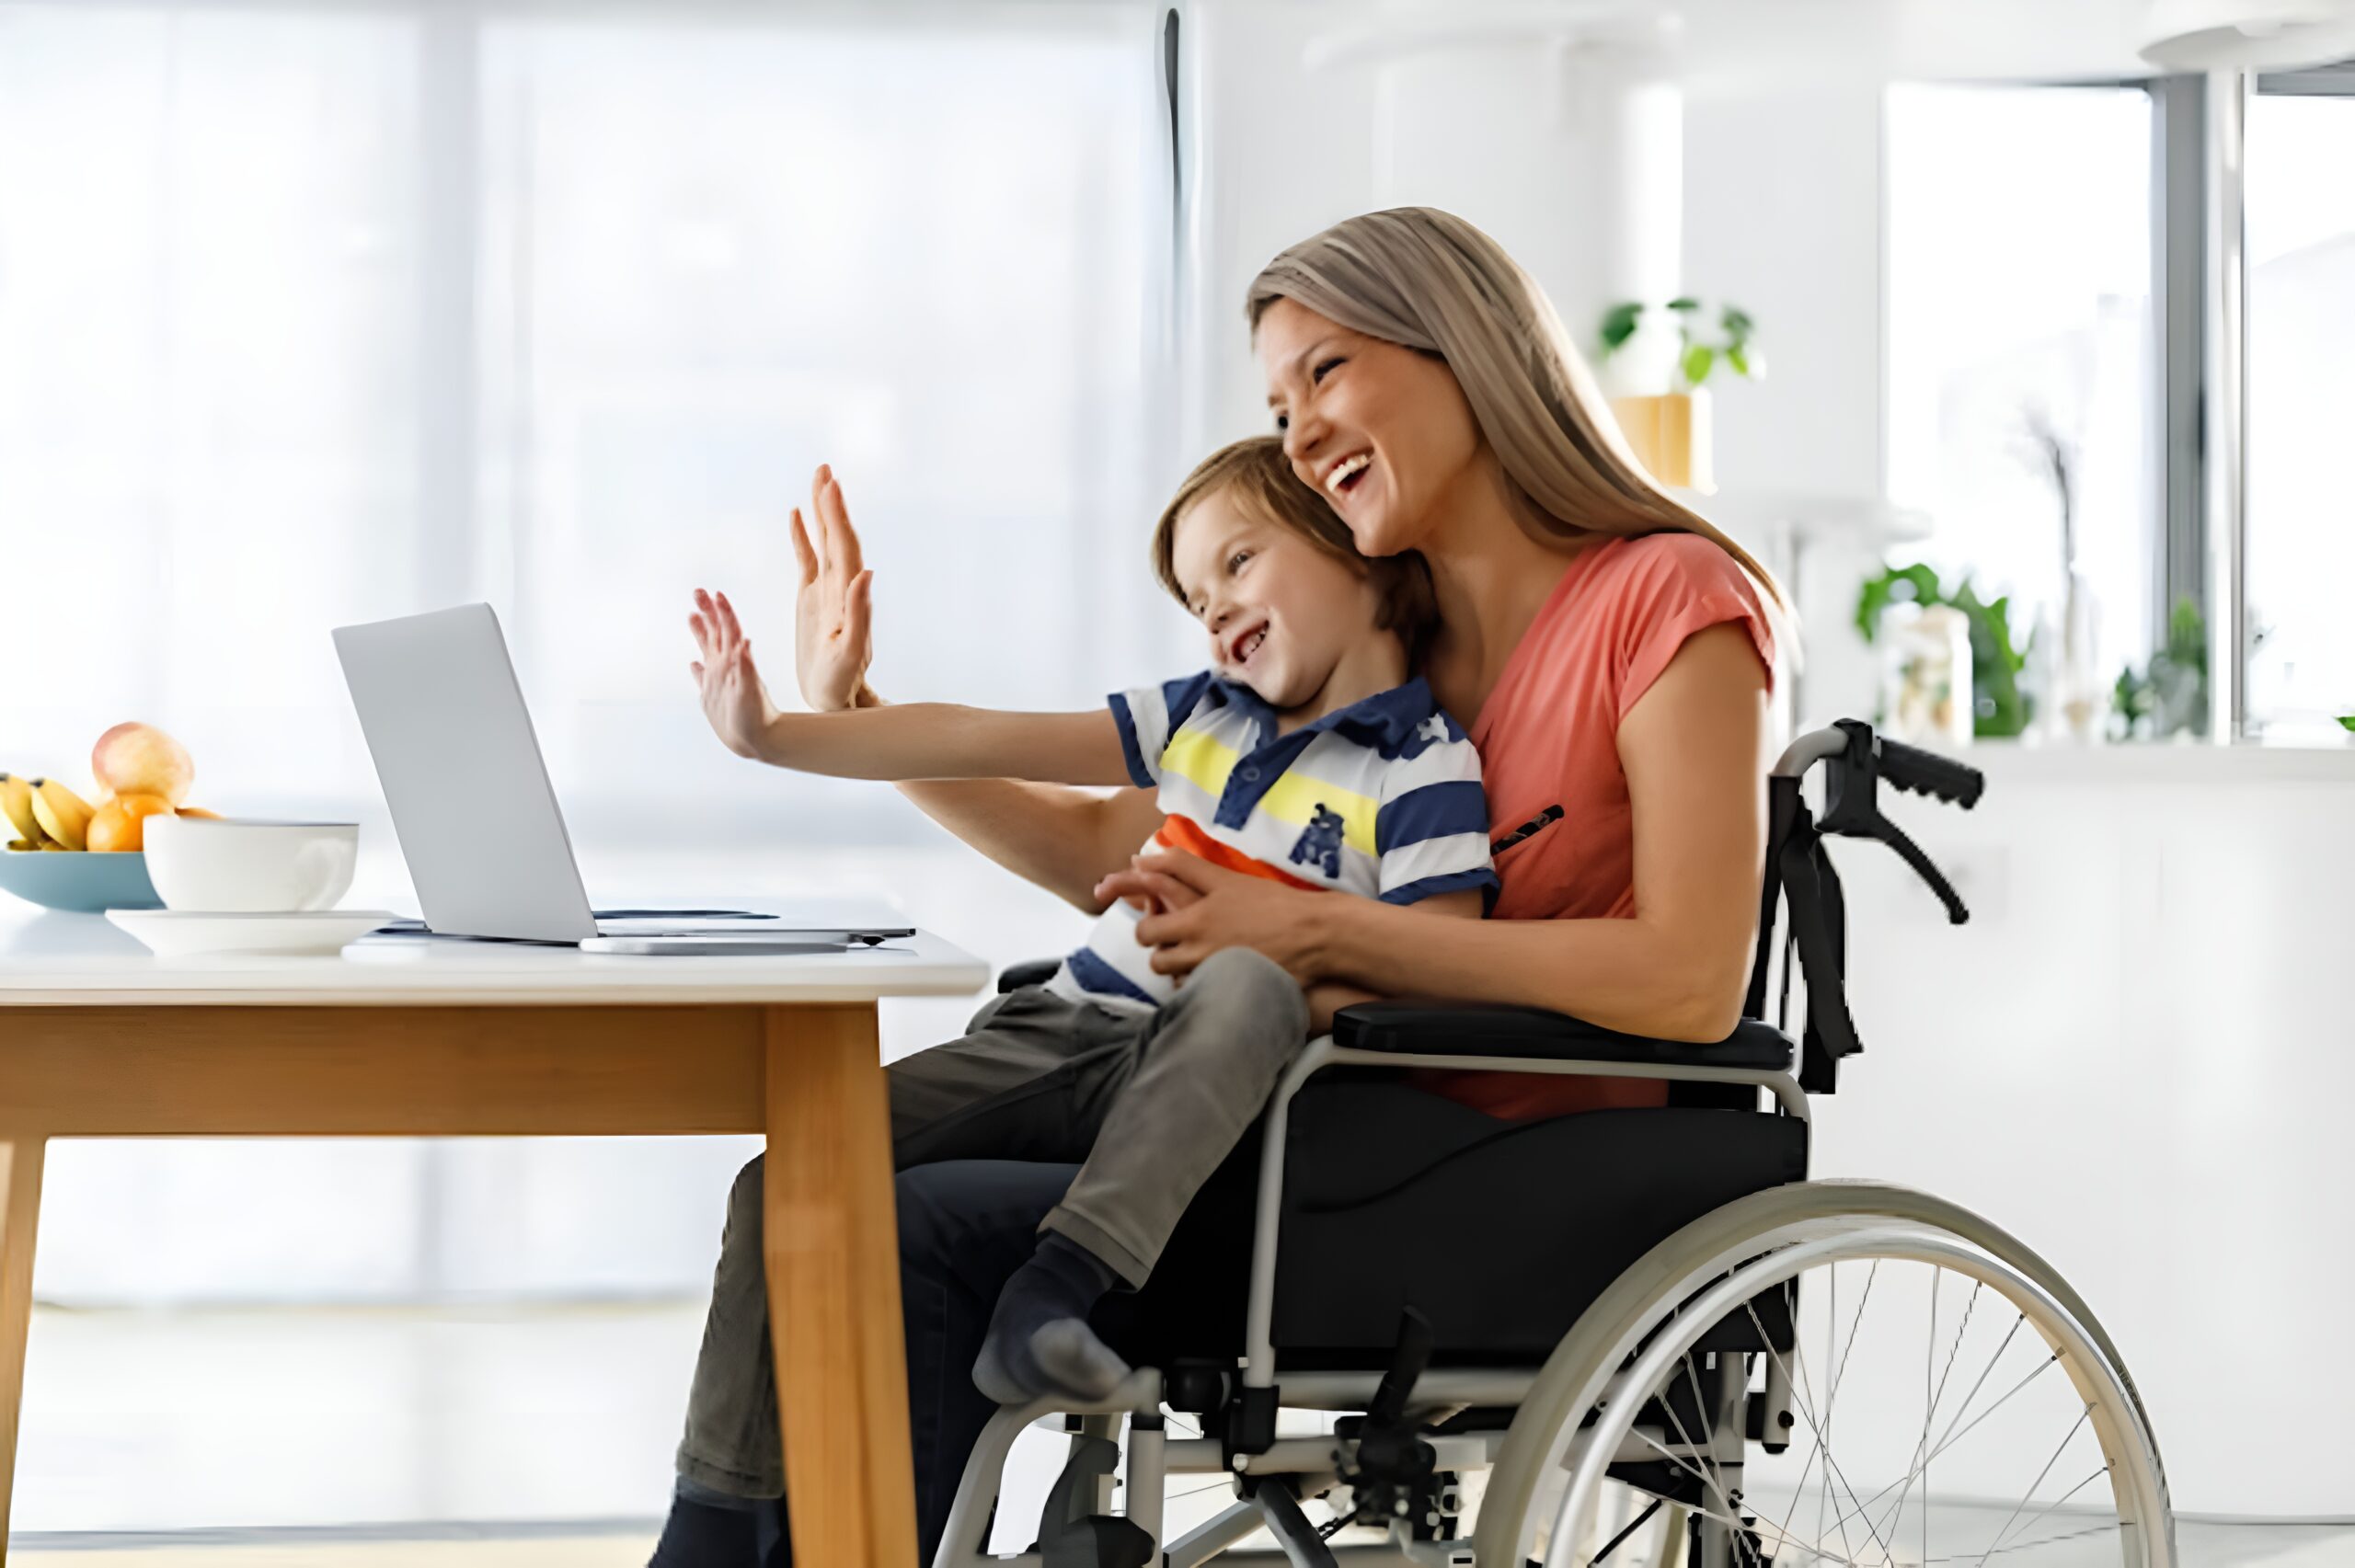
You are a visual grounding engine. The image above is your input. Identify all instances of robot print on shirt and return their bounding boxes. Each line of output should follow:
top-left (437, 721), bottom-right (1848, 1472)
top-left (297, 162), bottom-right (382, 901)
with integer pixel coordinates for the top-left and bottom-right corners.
top-left (1289, 805), bottom-right (1346, 879)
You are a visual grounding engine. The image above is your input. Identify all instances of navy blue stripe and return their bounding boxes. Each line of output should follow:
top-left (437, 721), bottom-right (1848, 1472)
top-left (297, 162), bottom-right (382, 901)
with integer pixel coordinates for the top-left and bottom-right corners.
top-left (1375, 780), bottom-right (1490, 854)
top-left (1379, 866), bottom-right (1501, 907)
top-left (1063, 945), bottom-right (1158, 1005)
top-left (1108, 693), bottom-right (1155, 790)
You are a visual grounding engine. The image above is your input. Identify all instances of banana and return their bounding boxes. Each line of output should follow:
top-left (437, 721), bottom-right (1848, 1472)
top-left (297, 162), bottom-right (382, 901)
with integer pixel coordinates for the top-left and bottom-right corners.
top-left (6, 841), bottom-right (35, 853)
top-left (0, 774), bottom-right (42, 846)
top-left (28, 778), bottom-right (94, 852)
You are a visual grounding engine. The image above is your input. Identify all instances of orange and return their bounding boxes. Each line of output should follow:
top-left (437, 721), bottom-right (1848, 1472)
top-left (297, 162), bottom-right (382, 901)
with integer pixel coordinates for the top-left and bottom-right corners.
top-left (177, 806), bottom-right (222, 819)
top-left (86, 792), bottom-right (177, 853)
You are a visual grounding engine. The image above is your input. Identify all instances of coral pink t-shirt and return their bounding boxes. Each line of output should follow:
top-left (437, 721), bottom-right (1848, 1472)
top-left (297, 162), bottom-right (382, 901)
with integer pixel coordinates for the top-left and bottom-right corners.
top-left (1419, 532), bottom-right (1776, 1120)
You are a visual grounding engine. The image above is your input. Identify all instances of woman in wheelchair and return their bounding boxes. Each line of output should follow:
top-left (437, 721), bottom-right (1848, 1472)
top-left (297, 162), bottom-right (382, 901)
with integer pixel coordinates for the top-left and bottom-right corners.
top-left (658, 209), bottom-right (2170, 1568)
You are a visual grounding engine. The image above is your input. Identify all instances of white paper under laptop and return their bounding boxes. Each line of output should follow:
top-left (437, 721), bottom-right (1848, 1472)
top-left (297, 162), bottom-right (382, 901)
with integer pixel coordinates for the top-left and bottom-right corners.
top-left (333, 603), bottom-right (910, 949)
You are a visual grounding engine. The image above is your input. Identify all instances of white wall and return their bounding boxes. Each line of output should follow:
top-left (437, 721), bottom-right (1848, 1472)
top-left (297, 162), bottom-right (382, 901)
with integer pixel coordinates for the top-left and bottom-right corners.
top-left (1682, 78), bottom-right (1890, 727)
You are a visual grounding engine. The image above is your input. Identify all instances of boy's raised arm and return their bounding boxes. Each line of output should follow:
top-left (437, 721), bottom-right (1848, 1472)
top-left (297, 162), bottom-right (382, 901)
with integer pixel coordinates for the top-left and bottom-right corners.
top-left (756, 704), bottom-right (1136, 788)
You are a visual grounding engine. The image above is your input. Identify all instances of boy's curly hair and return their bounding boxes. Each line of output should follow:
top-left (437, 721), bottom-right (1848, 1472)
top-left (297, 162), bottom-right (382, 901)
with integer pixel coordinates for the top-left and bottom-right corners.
top-left (1149, 436), bottom-right (1436, 663)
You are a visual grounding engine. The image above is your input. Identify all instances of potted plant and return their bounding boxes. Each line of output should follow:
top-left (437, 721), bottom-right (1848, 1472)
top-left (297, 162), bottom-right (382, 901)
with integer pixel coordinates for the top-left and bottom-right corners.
top-left (1596, 298), bottom-right (1762, 493)
top-left (1855, 562), bottom-right (2032, 739)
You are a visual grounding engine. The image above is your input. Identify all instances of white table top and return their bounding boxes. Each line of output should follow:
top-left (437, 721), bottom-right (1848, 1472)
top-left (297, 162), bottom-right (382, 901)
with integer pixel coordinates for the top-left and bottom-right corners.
top-left (0, 907), bottom-right (990, 1007)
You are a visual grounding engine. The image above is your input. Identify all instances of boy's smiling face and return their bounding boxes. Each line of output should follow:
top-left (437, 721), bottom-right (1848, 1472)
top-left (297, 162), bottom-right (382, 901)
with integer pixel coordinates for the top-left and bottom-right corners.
top-left (1168, 487), bottom-right (1388, 712)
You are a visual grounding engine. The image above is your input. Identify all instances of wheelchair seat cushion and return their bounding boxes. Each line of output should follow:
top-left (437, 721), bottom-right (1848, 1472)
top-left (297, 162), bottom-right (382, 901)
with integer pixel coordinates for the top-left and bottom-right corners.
top-left (1334, 1000), bottom-right (1795, 1072)
top-left (1097, 1076), bottom-right (1808, 1370)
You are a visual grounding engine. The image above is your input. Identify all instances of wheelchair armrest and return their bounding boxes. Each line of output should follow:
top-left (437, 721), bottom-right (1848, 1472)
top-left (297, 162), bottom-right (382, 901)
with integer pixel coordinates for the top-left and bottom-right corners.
top-left (1331, 1000), bottom-right (1795, 1073)
top-left (997, 957), bottom-right (1063, 994)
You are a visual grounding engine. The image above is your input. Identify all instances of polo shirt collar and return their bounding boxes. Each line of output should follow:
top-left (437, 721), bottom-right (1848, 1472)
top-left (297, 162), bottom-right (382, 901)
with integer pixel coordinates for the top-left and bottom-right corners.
top-left (1201, 674), bottom-right (1436, 758)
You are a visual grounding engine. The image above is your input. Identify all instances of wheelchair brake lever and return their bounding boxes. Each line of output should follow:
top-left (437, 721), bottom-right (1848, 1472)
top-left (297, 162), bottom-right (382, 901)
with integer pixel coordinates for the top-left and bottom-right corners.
top-left (1364, 1307), bottom-right (1433, 1432)
top-left (1870, 812), bottom-right (1970, 925)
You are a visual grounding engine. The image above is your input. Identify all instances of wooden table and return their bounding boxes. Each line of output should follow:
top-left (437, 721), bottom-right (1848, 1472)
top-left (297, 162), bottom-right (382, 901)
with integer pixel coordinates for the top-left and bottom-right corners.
top-left (0, 911), bottom-right (987, 1564)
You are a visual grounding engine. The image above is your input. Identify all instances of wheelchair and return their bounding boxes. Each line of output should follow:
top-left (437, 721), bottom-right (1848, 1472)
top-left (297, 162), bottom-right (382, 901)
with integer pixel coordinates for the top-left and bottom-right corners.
top-left (934, 721), bottom-right (2171, 1568)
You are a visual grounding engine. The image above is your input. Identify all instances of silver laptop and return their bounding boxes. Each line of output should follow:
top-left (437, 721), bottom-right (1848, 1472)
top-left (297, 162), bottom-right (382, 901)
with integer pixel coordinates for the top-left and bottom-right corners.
top-left (332, 603), bottom-right (912, 949)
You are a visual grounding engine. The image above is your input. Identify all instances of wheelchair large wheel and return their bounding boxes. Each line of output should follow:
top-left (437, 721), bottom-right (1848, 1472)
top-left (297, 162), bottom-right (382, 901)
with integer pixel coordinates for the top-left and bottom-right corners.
top-left (1475, 1182), bottom-right (2170, 1568)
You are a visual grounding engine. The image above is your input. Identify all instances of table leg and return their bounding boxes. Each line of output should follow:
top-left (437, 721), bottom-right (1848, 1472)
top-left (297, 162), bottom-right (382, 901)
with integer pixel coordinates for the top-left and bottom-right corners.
top-left (0, 1138), bottom-right (44, 1562)
top-left (764, 1005), bottom-right (917, 1568)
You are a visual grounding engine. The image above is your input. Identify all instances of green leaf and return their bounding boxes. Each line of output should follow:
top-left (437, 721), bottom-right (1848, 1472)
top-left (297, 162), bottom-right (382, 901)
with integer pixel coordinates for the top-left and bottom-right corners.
top-left (1680, 343), bottom-right (1717, 387)
top-left (1720, 304), bottom-right (1755, 337)
top-left (1725, 345), bottom-right (1751, 378)
top-left (2165, 595), bottom-right (2206, 670)
top-left (2338, 715), bottom-right (2355, 733)
top-left (1852, 562), bottom-right (1945, 643)
top-left (1598, 302), bottom-right (1643, 354)
top-left (1666, 296), bottom-right (1700, 313)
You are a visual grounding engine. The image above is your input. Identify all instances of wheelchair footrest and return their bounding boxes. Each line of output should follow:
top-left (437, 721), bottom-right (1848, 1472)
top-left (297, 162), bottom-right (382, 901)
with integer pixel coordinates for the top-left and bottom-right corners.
top-left (1035, 1435), bottom-right (1155, 1568)
top-left (1037, 1515), bottom-right (1154, 1568)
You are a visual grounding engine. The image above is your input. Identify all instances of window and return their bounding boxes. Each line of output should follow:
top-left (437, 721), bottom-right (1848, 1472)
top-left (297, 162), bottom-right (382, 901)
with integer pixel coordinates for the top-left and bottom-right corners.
top-left (1884, 84), bottom-right (2157, 710)
top-left (0, 2), bottom-right (1177, 857)
top-left (2244, 82), bottom-right (2355, 735)
top-left (0, 2), bottom-right (1170, 1315)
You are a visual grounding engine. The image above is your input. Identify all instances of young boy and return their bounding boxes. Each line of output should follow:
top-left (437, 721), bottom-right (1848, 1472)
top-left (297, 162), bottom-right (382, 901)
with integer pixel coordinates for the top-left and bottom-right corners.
top-left (690, 436), bottom-right (1494, 1404)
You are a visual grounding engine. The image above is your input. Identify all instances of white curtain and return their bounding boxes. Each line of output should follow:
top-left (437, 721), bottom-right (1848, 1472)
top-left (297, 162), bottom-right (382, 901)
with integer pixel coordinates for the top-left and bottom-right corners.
top-left (0, 0), bottom-right (1183, 1303)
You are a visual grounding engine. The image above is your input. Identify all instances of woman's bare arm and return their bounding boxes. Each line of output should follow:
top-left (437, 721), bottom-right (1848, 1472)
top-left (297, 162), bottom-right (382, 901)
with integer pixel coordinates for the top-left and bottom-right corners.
top-left (1112, 624), bottom-right (1770, 1041)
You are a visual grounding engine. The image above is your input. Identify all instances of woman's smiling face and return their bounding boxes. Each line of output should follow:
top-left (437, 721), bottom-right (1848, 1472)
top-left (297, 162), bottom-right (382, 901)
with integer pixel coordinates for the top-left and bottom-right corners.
top-left (1256, 296), bottom-right (1485, 560)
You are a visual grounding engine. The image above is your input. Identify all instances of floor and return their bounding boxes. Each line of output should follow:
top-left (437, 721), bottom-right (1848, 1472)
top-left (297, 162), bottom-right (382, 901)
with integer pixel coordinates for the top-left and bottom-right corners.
top-left (7, 1302), bottom-right (2355, 1565)
top-left (11, 1528), bottom-right (654, 1565)
top-left (11, 1302), bottom-right (702, 1533)
top-left (10, 1509), bottom-right (2355, 1565)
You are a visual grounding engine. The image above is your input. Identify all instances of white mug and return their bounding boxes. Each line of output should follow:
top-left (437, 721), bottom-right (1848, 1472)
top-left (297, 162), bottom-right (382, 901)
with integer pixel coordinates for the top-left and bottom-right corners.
top-left (141, 816), bottom-right (359, 913)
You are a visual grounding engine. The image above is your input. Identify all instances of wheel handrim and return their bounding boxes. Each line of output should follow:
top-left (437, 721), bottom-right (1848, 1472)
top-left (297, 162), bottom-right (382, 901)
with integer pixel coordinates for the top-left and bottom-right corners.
top-left (1511, 1218), bottom-right (2167, 1568)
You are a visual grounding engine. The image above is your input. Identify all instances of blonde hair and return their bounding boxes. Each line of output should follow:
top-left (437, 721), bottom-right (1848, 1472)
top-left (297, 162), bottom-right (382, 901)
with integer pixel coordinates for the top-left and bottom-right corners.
top-left (1152, 436), bottom-right (1436, 658)
top-left (1247, 207), bottom-right (1786, 609)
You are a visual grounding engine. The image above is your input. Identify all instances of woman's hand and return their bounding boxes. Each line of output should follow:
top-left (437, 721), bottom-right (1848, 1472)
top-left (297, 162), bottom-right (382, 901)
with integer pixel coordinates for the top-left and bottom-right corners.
top-left (688, 588), bottom-right (782, 760)
top-left (792, 464), bottom-right (878, 713)
top-left (1097, 848), bottom-right (1333, 984)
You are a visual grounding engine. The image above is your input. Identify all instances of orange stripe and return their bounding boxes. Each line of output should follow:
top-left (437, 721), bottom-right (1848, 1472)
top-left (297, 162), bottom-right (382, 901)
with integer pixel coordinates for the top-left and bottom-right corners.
top-left (1154, 815), bottom-right (1321, 892)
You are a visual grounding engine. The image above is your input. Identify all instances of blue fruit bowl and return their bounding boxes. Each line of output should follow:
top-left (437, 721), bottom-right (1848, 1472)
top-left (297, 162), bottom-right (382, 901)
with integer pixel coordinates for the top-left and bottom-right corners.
top-left (0, 850), bottom-right (167, 914)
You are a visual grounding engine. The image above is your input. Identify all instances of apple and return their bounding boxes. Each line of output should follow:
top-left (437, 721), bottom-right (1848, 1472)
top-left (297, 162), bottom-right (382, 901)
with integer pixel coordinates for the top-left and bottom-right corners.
top-left (91, 722), bottom-right (194, 807)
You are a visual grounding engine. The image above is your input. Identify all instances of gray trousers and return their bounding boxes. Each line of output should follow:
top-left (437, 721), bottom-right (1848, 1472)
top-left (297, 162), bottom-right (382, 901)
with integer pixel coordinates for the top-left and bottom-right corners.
top-left (676, 946), bottom-right (1310, 1498)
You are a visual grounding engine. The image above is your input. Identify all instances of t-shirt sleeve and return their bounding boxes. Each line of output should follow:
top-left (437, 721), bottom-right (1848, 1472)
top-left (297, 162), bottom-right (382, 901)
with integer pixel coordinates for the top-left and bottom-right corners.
top-left (1107, 671), bottom-right (1214, 789)
top-left (1614, 533), bottom-right (1778, 723)
top-left (1373, 724), bottom-right (1499, 908)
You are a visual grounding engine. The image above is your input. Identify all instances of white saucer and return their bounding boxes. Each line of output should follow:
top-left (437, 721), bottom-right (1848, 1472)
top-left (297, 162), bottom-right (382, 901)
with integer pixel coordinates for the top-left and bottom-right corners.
top-left (106, 909), bottom-right (398, 957)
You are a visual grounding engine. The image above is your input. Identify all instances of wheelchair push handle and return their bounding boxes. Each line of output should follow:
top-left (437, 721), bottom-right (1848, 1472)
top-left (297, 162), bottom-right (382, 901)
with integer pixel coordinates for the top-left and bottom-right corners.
top-left (1772, 721), bottom-right (1984, 809)
top-left (1776, 719), bottom-right (1980, 926)
top-left (1875, 734), bottom-right (1984, 809)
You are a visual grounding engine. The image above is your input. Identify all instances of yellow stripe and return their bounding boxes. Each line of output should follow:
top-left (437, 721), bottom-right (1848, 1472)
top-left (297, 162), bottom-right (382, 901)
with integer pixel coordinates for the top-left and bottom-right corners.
top-left (1158, 728), bottom-right (1238, 798)
top-left (1256, 771), bottom-right (1378, 857)
top-left (1159, 728), bottom-right (1380, 858)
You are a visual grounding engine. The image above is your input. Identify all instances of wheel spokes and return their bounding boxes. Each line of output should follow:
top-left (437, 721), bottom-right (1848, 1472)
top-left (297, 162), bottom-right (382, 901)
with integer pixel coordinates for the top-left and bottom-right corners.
top-left (1610, 1259), bottom-right (2130, 1568)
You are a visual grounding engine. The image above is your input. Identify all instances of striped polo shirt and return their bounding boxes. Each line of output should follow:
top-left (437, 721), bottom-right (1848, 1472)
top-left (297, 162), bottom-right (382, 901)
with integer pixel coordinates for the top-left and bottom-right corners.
top-left (1047, 672), bottom-right (1496, 1014)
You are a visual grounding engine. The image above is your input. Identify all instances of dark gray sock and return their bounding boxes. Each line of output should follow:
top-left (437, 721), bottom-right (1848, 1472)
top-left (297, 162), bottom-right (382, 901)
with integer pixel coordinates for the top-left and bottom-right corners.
top-left (971, 1231), bottom-right (1132, 1405)
top-left (649, 1477), bottom-right (761, 1568)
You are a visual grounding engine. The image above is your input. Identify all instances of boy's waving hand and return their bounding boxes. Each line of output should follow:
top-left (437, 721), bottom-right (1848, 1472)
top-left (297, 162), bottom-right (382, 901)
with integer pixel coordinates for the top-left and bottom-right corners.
top-left (793, 464), bottom-right (876, 714)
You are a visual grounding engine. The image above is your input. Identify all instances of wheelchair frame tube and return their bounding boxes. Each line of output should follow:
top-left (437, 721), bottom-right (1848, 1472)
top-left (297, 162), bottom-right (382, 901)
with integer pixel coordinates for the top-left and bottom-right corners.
top-left (1773, 725), bottom-right (1850, 777)
top-left (1242, 1039), bottom-right (1809, 1390)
